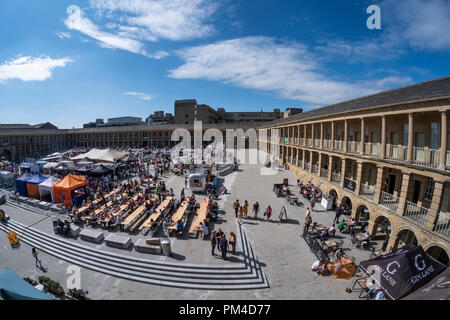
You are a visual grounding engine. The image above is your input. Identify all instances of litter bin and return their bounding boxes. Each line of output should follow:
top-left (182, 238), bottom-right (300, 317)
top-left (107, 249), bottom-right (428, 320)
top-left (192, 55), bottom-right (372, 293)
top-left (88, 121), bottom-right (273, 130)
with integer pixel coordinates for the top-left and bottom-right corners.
top-left (160, 238), bottom-right (172, 256)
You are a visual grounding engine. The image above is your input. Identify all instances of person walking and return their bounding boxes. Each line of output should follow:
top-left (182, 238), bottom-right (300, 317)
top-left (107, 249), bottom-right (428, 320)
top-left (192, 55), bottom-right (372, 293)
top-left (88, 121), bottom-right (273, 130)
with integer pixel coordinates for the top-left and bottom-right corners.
top-left (238, 206), bottom-right (244, 224)
top-left (243, 200), bottom-right (248, 219)
top-left (253, 201), bottom-right (260, 220)
top-left (184, 176), bottom-right (188, 188)
top-left (32, 247), bottom-right (41, 268)
top-left (210, 231), bottom-right (217, 256)
top-left (216, 229), bottom-right (224, 251)
top-left (220, 234), bottom-right (228, 260)
top-left (334, 205), bottom-right (342, 223)
top-left (229, 232), bottom-right (237, 254)
top-left (264, 205), bottom-right (272, 221)
top-left (233, 199), bottom-right (240, 218)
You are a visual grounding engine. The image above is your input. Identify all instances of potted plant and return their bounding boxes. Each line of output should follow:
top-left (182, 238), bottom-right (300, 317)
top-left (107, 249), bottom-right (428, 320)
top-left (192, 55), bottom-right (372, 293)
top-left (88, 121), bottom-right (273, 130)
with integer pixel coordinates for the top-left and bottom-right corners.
top-left (23, 277), bottom-right (38, 286)
top-left (66, 288), bottom-right (90, 300)
top-left (38, 276), bottom-right (65, 296)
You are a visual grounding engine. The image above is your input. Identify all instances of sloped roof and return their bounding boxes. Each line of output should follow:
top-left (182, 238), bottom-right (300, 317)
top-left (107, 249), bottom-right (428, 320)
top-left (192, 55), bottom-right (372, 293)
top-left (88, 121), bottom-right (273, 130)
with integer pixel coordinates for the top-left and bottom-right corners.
top-left (53, 175), bottom-right (86, 189)
top-left (39, 176), bottom-right (61, 188)
top-left (264, 76), bottom-right (450, 127)
top-left (71, 148), bottom-right (128, 162)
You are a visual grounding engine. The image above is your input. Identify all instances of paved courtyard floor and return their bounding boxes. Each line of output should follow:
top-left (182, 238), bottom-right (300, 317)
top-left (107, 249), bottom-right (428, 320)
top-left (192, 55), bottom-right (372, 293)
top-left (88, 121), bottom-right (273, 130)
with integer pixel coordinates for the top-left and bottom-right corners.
top-left (0, 164), bottom-right (380, 299)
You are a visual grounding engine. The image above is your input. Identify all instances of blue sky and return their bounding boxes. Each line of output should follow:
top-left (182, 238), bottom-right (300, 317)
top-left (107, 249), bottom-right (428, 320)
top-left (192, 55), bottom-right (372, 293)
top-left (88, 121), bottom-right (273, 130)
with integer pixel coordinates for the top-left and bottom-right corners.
top-left (0, 0), bottom-right (449, 128)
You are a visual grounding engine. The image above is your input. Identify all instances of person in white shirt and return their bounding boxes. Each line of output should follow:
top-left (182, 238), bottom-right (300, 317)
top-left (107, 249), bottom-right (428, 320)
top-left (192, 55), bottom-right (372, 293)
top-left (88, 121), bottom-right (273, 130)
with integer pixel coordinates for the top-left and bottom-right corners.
top-left (200, 222), bottom-right (209, 239)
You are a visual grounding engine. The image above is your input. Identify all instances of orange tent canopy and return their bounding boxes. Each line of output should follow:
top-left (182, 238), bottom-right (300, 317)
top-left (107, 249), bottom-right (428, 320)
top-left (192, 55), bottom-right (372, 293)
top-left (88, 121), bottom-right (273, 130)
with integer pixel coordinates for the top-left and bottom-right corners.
top-left (53, 175), bottom-right (87, 206)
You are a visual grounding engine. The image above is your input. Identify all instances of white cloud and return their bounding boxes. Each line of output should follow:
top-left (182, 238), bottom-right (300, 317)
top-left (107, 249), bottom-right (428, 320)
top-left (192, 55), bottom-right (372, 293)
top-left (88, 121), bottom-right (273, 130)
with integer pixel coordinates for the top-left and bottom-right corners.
top-left (56, 31), bottom-right (72, 39)
top-left (0, 56), bottom-right (73, 83)
top-left (169, 37), bottom-right (412, 105)
top-left (90, 0), bottom-right (218, 41)
top-left (315, 0), bottom-right (450, 63)
top-left (382, 0), bottom-right (450, 51)
top-left (64, 5), bottom-right (168, 59)
top-left (123, 91), bottom-right (152, 101)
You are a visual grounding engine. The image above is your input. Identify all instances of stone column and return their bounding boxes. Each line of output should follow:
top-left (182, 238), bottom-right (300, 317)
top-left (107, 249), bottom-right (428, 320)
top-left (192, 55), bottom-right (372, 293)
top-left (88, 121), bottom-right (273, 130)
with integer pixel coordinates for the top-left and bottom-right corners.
top-left (355, 161), bottom-right (363, 195)
top-left (344, 120), bottom-right (348, 153)
top-left (397, 172), bottom-right (412, 215)
top-left (303, 124), bottom-right (307, 145)
top-left (381, 115), bottom-right (386, 159)
top-left (407, 113), bottom-right (414, 162)
top-left (331, 121), bottom-right (335, 150)
top-left (360, 118), bottom-right (365, 155)
top-left (302, 149), bottom-right (306, 170)
top-left (309, 151), bottom-right (314, 173)
top-left (341, 158), bottom-right (347, 187)
top-left (439, 110), bottom-right (448, 170)
top-left (425, 180), bottom-right (445, 231)
top-left (373, 166), bottom-right (384, 204)
top-left (328, 156), bottom-right (333, 181)
top-left (318, 153), bottom-right (323, 177)
top-left (311, 123), bottom-right (315, 146)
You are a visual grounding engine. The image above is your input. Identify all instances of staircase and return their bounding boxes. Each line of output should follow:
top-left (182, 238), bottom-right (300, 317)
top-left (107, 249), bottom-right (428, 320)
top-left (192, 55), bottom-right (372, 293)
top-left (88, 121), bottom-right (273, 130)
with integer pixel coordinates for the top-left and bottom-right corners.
top-left (0, 218), bottom-right (269, 290)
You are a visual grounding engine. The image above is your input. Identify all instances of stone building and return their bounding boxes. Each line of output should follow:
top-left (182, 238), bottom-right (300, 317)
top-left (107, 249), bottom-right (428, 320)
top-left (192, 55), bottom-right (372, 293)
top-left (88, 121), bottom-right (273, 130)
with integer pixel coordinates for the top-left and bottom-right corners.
top-left (259, 76), bottom-right (450, 265)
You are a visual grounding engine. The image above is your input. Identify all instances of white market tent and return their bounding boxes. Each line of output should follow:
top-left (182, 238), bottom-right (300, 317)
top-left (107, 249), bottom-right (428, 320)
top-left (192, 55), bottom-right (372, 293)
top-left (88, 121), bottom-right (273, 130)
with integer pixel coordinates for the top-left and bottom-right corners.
top-left (71, 148), bottom-right (129, 163)
top-left (38, 176), bottom-right (61, 203)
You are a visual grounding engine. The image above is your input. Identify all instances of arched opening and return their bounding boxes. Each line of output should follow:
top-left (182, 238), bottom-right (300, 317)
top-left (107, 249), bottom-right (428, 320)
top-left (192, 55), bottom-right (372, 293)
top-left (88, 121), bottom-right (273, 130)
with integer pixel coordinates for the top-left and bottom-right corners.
top-left (355, 205), bottom-right (370, 222)
top-left (355, 205), bottom-right (371, 233)
top-left (394, 229), bottom-right (418, 249)
top-left (371, 215), bottom-right (392, 250)
top-left (340, 196), bottom-right (352, 216)
top-left (1, 149), bottom-right (11, 161)
top-left (426, 246), bottom-right (449, 266)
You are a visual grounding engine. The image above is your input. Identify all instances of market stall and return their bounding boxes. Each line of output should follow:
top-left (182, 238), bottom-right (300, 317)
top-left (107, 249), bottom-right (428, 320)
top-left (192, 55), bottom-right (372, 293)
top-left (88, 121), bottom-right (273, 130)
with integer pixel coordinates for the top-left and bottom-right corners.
top-left (15, 172), bottom-right (34, 196)
top-left (25, 174), bottom-right (49, 200)
top-left (38, 176), bottom-right (61, 203)
top-left (0, 171), bottom-right (15, 188)
top-left (53, 175), bottom-right (88, 207)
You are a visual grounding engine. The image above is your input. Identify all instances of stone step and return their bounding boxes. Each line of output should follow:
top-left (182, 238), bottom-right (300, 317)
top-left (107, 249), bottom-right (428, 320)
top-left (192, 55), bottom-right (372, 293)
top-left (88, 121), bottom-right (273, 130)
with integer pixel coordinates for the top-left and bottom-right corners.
top-left (0, 221), bottom-right (265, 286)
top-left (1, 222), bottom-right (268, 290)
top-left (6, 219), bottom-right (247, 273)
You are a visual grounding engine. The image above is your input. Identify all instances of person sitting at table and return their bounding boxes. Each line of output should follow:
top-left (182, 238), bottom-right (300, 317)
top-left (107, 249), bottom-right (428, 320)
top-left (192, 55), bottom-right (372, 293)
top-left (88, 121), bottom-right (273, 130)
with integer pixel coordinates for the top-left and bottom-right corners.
top-left (362, 231), bottom-right (370, 244)
top-left (311, 259), bottom-right (325, 274)
top-left (319, 229), bottom-right (330, 242)
top-left (328, 224), bottom-right (336, 236)
top-left (176, 219), bottom-right (184, 234)
top-left (89, 212), bottom-right (98, 224)
top-left (334, 248), bottom-right (345, 262)
top-left (338, 219), bottom-right (347, 232)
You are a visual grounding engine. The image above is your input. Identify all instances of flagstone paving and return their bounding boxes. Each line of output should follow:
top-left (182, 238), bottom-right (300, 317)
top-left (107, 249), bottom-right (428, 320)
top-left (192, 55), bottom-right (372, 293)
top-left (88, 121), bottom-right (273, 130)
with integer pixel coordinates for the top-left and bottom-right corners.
top-left (0, 164), bottom-right (379, 299)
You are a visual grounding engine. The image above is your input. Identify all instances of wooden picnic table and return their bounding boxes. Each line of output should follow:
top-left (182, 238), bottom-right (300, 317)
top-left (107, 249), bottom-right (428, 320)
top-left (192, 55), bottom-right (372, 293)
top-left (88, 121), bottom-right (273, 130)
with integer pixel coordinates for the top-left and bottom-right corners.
top-left (168, 200), bottom-right (189, 230)
top-left (324, 239), bottom-right (338, 249)
top-left (189, 198), bottom-right (210, 234)
top-left (138, 196), bottom-right (173, 231)
top-left (356, 234), bottom-right (368, 241)
top-left (121, 204), bottom-right (147, 227)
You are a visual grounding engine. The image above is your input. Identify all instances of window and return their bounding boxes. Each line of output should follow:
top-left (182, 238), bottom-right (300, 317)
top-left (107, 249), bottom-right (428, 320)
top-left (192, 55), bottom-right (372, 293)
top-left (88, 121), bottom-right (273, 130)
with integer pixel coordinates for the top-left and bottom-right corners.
top-left (424, 178), bottom-right (435, 202)
top-left (403, 124), bottom-right (409, 146)
top-left (430, 122), bottom-right (440, 150)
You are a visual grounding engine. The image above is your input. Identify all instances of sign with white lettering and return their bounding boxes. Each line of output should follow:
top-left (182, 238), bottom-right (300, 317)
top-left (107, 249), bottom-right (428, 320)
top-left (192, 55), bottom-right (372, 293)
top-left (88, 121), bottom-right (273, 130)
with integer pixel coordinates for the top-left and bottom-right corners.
top-left (359, 244), bottom-right (446, 300)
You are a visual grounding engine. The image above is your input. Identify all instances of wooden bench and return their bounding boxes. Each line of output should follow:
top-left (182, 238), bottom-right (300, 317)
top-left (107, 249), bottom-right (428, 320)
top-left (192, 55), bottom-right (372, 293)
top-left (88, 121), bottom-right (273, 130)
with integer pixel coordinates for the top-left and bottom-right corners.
top-left (189, 198), bottom-right (210, 236)
top-left (138, 196), bottom-right (173, 231)
top-left (168, 200), bottom-right (189, 235)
